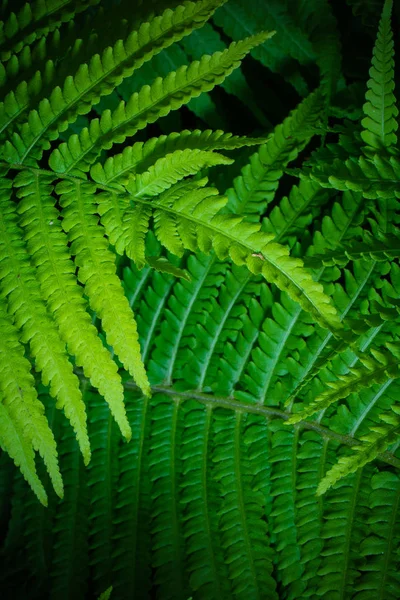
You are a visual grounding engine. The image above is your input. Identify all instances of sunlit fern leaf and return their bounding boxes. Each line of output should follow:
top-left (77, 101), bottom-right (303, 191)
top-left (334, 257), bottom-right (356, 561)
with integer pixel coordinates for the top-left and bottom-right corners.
top-left (123, 204), bottom-right (153, 270)
top-left (361, 0), bottom-right (398, 154)
top-left (48, 31), bottom-right (273, 174)
top-left (126, 149), bottom-right (233, 197)
top-left (90, 130), bottom-right (267, 190)
top-left (13, 169), bottom-right (132, 443)
top-left (56, 178), bottom-right (150, 400)
top-left (0, 295), bottom-right (62, 501)
top-left (0, 402), bottom-right (48, 507)
top-left (181, 22), bottom-right (271, 127)
top-left (0, 168), bottom-right (90, 465)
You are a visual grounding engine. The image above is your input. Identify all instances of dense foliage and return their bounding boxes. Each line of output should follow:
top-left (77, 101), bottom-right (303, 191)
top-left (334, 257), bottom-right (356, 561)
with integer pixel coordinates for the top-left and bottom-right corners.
top-left (0, 0), bottom-right (400, 598)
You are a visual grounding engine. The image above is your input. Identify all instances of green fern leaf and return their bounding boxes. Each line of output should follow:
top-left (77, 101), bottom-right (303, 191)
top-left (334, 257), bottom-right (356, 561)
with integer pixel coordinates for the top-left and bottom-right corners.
top-left (123, 203), bottom-right (153, 269)
top-left (318, 405), bottom-right (400, 495)
top-left (126, 149), bottom-right (233, 197)
top-left (56, 178), bottom-right (151, 398)
top-left (14, 169), bottom-right (132, 442)
top-left (90, 129), bottom-right (267, 190)
top-left (0, 169), bottom-right (90, 464)
top-left (98, 587), bottom-right (113, 600)
top-left (288, 344), bottom-right (400, 425)
top-left (305, 153), bottom-right (400, 199)
top-left (48, 32), bottom-right (274, 174)
top-left (126, 178), bottom-right (342, 331)
top-left (3, 0), bottom-right (228, 163)
top-left (0, 401), bottom-right (48, 506)
top-left (0, 295), bottom-right (63, 500)
top-left (361, 0), bottom-right (398, 153)
top-left (226, 89), bottom-right (323, 217)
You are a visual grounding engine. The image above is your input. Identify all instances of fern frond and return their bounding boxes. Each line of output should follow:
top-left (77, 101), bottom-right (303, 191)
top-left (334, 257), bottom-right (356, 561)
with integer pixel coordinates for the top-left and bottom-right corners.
top-left (0, 295), bottom-right (62, 499)
top-left (0, 401), bottom-right (47, 506)
top-left (226, 89), bottom-right (323, 217)
top-left (48, 32), bottom-right (273, 174)
top-left (123, 203), bottom-right (153, 269)
top-left (181, 21), bottom-right (270, 127)
top-left (288, 344), bottom-right (400, 425)
top-left (86, 390), bottom-right (120, 595)
top-left (147, 252), bottom-right (222, 385)
top-left (318, 405), bottom-right (400, 495)
top-left (90, 129), bottom-right (268, 190)
top-left (361, 0), bottom-right (398, 153)
top-left (0, 169), bottom-right (90, 464)
top-left (111, 392), bottom-right (151, 598)
top-left (56, 179), bottom-right (150, 398)
top-left (305, 230), bottom-right (400, 268)
top-left (305, 153), bottom-right (400, 199)
top-left (126, 178), bottom-right (342, 331)
top-left (126, 149), bottom-right (233, 197)
top-left (14, 169), bottom-right (131, 441)
top-left (4, 0), bottom-right (229, 163)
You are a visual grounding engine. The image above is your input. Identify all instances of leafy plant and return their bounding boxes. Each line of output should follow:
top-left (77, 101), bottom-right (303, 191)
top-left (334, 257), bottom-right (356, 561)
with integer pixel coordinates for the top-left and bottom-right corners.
top-left (1, 0), bottom-right (400, 599)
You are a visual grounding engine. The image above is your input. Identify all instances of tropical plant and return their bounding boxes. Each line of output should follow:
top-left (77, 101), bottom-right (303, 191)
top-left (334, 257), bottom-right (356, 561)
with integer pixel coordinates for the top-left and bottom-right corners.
top-left (0, 0), bottom-right (400, 599)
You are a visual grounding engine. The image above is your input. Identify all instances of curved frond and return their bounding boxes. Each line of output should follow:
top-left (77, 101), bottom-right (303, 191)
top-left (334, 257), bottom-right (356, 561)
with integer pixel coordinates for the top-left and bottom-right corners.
top-left (90, 129), bottom-right (267, 189)
top-left (226, 89), bottom-right (323, 217)
top-left (56, 179), bottom-right (150, 399)
top-left (0, 169), bottom-right (90, 464)
top-left (126, 148), bottom-right (233, 197)
top-left (4, 0), bottom-right (229, 163)
top-left (288, 344), bottom-right (400, 425)
top-left (0, 402), bottom-right (47, 506)
top-left (318, 405), bottom-right (400, 495)
top-left (48, 32), bottom-right (274, 174)
top-left (361, 0), bottom-right (398, 153)
top-left (0, 294), bottom-right (62, 499)
top-left (14, 169), bottom-right (131, 441)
